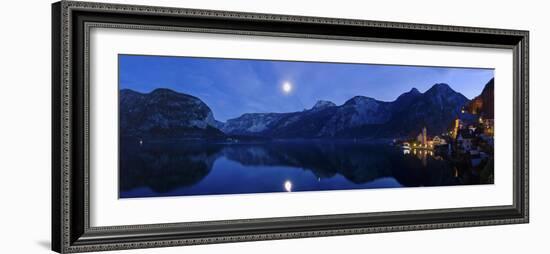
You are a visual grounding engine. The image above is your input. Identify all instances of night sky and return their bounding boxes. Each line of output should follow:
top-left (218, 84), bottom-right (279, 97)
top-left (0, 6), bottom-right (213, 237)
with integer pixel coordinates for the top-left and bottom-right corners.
top-left (119, 54), bottom-right (494, 122)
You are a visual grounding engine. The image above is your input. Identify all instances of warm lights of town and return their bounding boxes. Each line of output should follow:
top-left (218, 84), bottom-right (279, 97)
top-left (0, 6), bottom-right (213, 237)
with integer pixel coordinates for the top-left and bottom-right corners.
top-left (400, 107), bottom-right (494, 172)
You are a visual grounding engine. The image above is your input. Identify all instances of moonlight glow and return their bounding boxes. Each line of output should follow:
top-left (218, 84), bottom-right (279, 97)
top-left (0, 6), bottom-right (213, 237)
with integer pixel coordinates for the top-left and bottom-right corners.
top-left (284, 180), bottom-right (292, 192)
top-left (282, 82), bottom-right (293, 94)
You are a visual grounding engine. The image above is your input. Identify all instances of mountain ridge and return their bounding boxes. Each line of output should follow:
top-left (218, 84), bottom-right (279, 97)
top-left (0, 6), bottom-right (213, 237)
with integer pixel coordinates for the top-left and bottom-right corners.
top-left (465, 78), bottom-right (494, 119)
top-left (120, 88), bottom-right (224, 139)
top-left (221, 82), bottom-right (469, 138)
top-left (120, 81), bottom-right (488, 139)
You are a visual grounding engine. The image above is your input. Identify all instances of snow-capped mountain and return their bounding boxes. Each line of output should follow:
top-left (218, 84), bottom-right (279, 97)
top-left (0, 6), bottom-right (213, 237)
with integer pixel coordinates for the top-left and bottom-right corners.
top-left (120, 82), bottom-right (474, 139)
top-left (311, 100), bottom-right (337, 111)
top-left (221, 113), bottom-right (291, 135)
top-left (222, 83), bottom-right (468, 138)
top-left (119, 88), bottom-right (224, 138)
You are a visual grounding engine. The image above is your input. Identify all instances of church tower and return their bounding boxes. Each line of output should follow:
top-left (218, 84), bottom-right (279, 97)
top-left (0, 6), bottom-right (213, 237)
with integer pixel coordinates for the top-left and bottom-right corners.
top-left (422, 127), bottom-right (427, 145)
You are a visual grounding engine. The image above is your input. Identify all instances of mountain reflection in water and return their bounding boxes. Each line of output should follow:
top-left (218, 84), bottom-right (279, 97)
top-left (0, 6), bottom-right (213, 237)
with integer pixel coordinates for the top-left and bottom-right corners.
top-left (119, 140), bottom-right (471, 198)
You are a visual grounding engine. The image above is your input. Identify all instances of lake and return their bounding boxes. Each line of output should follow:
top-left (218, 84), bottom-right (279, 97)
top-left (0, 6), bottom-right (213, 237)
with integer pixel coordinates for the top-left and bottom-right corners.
top-left (119, 139), bottom-right (477, 198)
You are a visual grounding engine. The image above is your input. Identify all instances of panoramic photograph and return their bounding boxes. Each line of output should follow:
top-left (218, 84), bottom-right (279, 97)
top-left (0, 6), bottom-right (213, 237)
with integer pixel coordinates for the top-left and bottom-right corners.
top-left (118, 54), bottom-right (495, 198)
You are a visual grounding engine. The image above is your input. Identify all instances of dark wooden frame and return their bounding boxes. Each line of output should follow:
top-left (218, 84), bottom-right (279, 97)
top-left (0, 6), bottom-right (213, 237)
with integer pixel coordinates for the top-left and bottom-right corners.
top-left (52, 1), bottom-right (529, 253)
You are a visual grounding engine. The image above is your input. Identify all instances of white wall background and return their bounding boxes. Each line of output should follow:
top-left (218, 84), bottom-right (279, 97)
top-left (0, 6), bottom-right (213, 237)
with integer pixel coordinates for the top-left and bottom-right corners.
top-left (0, 0), bottom-right (547, 253)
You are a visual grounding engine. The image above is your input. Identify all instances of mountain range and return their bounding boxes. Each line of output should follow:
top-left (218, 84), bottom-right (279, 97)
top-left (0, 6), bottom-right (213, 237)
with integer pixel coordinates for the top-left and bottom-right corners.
top-left (120, 79), bottom-right (494, 139)
top-left (465, 78), bottom-right (494, 119)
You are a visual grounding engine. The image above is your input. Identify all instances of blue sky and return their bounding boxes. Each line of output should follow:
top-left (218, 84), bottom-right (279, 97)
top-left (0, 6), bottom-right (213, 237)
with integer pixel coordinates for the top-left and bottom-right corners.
top-left (119, 55), bottom-right (494, 122)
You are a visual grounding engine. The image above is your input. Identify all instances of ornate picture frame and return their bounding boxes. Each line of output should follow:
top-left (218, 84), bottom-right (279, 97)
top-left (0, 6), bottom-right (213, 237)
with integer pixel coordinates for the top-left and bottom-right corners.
top-left (52, 1), bottom-right (529, 253)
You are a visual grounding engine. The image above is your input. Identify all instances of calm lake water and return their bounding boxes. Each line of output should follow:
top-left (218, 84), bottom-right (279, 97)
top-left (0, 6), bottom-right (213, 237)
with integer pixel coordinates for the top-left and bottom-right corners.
top-left (119, 140), bottom-right (471, 198)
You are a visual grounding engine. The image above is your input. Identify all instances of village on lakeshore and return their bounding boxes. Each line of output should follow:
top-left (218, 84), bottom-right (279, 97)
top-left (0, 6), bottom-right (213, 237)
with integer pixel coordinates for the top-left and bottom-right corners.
top-left (398, 106), bottom-right (494, 183)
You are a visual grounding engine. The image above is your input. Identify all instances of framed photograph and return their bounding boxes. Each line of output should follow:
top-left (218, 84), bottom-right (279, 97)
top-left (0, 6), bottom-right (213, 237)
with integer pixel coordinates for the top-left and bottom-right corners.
top-left (52, 1), bottom-right (529, 253)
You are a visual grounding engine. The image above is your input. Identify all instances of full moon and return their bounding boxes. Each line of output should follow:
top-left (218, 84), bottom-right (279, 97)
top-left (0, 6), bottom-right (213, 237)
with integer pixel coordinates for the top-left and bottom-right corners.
top-left (282, 82), bottom-right (293, 94)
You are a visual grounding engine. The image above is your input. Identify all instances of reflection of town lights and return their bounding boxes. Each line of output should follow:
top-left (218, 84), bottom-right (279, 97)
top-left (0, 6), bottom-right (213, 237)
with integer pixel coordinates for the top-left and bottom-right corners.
top-left (284, 180), bottom-right (292, 192)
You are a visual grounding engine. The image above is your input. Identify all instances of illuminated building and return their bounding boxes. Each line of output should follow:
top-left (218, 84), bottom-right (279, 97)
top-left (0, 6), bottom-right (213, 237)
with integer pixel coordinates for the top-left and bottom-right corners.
top-left (417, 133), bottom-right (424, 144)
top-left (432, 136), bottom-right (446, 145)
top-left (483, 119), bottom-right (494, 136)
top-left (417, 127), bottom-right (428, 146)
top-left (422, 127), bottom-right (427, 146)
top-left (451, 118), bottom-right (460, 139)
